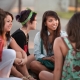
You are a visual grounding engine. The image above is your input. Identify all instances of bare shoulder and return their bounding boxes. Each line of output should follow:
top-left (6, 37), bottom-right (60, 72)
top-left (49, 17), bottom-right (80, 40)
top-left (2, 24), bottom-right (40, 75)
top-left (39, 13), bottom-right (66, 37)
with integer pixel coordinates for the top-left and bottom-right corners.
top-left (54, 37), bottom-right (68, 56)
top-left (54, 37), bottom-right (63, 45)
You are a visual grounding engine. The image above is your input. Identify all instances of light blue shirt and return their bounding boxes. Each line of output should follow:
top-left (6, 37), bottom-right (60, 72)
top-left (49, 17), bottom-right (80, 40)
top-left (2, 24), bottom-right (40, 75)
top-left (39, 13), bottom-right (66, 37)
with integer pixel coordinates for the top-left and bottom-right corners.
top-left (34, 31), bottom-right (67, 60)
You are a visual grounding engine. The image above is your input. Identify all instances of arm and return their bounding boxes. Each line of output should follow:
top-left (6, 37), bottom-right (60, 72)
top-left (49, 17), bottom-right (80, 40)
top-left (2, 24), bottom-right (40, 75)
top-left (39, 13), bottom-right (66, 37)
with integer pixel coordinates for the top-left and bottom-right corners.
top-left (9, 37), bottom-right (27, 64)
top-left (42, 56), bottom-right (54, 62)
top-left (53, 37), bottom-right (63, 80)
top-left (34, 32), bottom-right (45, 60)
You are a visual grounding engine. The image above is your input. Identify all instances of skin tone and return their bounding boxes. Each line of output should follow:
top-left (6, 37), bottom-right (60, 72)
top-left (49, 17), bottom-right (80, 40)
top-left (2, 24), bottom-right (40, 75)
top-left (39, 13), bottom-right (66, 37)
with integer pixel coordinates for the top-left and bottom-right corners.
top-left (4, 15), bottom-right (27, 66)
top-left (19, 16), bottom-right (37, 68)
top-left (53, 37), bottom-right (76, 80)
top-left (30, 16), bottom-right (59, 75)
top-left (4, 14), bottom-right (36, 80)
top-left (11, 15), bottom-right (37, 80)
top-left (20, 16), bottom-right (37, 35)
top-left (39, 37), bottom-right (76, 80)
top-left (40, 16), bottom-right (58, 61)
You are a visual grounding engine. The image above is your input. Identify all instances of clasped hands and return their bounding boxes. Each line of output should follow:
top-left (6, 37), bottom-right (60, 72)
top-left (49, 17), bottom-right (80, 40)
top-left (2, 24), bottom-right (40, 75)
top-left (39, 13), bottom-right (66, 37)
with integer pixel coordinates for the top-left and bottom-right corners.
top-left (14, 58), bottom-right (26, 66)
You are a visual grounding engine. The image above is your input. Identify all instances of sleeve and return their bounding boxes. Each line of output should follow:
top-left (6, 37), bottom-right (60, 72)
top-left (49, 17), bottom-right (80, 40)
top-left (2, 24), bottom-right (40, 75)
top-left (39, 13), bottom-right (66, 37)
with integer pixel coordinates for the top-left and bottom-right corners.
top-left (60, 30), bottom-right (68, 37)
top-left (12, 33), bottom-right (25, 50)
top-left (34, 32), bottom-right (45, 60)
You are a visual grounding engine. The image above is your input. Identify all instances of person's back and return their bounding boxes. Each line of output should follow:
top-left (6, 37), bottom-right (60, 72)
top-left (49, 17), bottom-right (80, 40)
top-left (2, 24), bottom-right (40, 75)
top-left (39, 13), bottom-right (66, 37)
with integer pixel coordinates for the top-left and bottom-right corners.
top-left (61, 37), bottom-right (80, 80)
top-left (53, 12), bottom-right (80, 80)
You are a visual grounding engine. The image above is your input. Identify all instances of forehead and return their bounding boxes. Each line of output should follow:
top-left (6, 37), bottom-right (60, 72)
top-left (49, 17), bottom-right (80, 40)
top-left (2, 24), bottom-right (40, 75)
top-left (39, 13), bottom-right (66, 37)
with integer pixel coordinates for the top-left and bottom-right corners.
top-left (5, 15), bottom-right (12, 20)
top-left (46, 16), bottom-right (57, 20)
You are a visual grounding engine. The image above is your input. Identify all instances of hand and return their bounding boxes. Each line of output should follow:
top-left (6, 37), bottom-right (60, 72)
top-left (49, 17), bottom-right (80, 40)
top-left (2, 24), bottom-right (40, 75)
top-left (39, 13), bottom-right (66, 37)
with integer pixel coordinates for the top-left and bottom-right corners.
top-left (42, 57), bottom-right (50, 60)
top-left (19, 59), bottom-right (26, 66)
top-left (14, 58), bottom-right (22, 65)
top-left (50, 56), bottom-right (55, 62)
top-left (42, 56), bottom-right (55, 62)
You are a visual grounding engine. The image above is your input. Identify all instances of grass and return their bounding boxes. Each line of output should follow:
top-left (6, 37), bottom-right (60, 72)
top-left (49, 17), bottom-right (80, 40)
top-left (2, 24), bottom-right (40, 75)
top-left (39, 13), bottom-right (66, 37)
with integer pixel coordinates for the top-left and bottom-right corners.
top-left (56, 11), bottom-right (75, 19)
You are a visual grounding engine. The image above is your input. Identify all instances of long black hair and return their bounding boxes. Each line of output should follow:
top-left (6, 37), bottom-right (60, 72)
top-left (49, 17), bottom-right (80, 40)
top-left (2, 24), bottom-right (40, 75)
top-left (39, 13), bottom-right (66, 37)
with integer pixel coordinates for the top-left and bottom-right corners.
top-left (5, 11), bottom-right (14, 41)
top-left (41, 10), bottom-right (61, 52)
top-left (16, 9), bottom-right (37, 27)
top-left (0, 8), bottom-right (6, 36)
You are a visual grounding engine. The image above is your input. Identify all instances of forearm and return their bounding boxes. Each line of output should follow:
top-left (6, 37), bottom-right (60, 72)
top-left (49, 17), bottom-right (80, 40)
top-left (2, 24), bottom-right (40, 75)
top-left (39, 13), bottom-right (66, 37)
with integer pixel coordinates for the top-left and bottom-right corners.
top-left (53, 69), bottom-right (62, 80)
top-left (21, 50), bottom-right (27, 62)
top-left (42, 56), bottom-right (54, 62)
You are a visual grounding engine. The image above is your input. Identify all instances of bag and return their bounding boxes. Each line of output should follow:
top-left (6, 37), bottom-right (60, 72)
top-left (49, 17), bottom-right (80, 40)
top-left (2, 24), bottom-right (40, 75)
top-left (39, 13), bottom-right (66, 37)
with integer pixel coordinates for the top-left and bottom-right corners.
top-left (61, 37), bottom-right (80, 80)
top-left (37, 39), bottom-right (54, 70)
top-left (37, 58), bottom-right (54, 70)
top-left (0, 36), bottom-right (4, 61)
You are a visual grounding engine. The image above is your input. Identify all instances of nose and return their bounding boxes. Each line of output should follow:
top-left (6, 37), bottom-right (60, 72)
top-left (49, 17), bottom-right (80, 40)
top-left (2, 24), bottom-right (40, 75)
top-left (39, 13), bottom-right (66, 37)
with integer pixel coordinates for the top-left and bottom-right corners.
top-left (10, 22), bottom-right (12, 25)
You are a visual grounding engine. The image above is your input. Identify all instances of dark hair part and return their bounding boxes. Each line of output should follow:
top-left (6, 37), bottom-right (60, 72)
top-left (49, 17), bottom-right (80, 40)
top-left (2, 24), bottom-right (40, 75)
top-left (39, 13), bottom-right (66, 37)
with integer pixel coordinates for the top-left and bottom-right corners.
top-left (40, 10), bottom-right (61, 52)
top-left (67, 12), bottom-right (80, 50)
top-left (0, 8), bottom-right (6, 36)
top-left (16, 9), bottom-right (37, 26)
top-left (5, 11), bottom-right (14, 41)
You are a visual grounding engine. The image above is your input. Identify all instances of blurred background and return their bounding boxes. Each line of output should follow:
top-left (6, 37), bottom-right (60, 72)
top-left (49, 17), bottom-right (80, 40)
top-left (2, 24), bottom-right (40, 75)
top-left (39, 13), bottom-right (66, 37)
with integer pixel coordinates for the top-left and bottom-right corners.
top-left (0, 0), bottom-right (80, 53)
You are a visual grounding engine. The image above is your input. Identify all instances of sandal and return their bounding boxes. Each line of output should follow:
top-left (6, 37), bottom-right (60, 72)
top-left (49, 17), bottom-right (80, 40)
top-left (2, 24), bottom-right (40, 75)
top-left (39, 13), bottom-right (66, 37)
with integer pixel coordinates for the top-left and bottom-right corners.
top-left (27, 75), bottom-right (36, 80)
top-left (22, 75), bottom-right (36, 80)
top-left (22, 76), bottom-right (28, 80)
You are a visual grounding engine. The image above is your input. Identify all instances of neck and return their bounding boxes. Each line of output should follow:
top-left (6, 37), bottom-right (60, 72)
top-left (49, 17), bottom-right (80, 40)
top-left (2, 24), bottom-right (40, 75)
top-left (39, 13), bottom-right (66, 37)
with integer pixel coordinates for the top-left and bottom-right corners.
top-left (48, 30), bottom-right (54, 36)
top-left (20, 26), bottom-right (30, 35)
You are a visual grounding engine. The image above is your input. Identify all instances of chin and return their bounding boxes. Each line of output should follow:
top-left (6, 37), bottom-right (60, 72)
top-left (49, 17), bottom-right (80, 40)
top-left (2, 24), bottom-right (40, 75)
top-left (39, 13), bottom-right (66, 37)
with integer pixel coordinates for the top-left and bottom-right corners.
top-left (31, 28), bottom-right (36, 30)
top-left (7, 29), bottom-right (11, 31)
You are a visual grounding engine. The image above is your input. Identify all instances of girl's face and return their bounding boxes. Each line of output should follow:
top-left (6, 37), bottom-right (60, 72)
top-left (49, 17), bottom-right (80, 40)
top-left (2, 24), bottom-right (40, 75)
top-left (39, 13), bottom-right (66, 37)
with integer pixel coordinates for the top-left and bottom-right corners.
top-left (29, 16), bottom-right (37, 30)
top-left (4, 15), bottom-right (12, 33)
top-left (45, 16), bottom-right (59, 31)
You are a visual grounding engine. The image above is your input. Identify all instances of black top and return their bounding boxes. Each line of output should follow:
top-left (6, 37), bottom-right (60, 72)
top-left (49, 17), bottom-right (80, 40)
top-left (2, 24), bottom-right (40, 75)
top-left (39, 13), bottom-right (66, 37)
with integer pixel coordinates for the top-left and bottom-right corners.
top-left (9, 29), bottom-right (30, 56)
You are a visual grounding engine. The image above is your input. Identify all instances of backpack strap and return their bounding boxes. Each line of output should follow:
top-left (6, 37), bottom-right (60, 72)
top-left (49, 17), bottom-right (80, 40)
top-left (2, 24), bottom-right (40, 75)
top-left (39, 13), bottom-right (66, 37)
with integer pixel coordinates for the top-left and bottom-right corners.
top-left (62, 37), bottom-right (73, 50)
top-left (41, 38), bottom-right (43, 54)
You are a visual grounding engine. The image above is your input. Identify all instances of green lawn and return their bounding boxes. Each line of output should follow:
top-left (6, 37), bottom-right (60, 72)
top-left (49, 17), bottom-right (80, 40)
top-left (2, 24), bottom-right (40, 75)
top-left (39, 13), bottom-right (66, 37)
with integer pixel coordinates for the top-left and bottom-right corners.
top-left (57, 11), bottom-right (75, 19)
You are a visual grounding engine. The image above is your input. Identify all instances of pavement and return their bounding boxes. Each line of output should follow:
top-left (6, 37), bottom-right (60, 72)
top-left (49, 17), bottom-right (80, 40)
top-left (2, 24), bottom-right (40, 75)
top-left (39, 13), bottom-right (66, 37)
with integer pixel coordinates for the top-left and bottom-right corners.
top-left (0, 0), bottom-right (69, 53)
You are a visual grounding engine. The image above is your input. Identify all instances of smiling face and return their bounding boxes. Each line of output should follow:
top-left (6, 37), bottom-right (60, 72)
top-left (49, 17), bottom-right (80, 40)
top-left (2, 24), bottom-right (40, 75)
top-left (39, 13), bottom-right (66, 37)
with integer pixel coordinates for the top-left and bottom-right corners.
top-left (45, 16), bottom-right (59, 32)
top-left (4, 15), bottom-right (13, 33)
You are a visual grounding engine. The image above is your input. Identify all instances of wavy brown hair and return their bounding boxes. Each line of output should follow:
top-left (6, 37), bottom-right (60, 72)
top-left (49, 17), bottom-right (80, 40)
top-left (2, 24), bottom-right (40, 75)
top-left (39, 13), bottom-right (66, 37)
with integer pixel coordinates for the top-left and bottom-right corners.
top-left (0, 8), bottom-right (6, 36)
top-left (5, 11), bottom-right (14, 41)
top-left (40, 10), bottom-right (61, 52)
top-left (67, 12), bottom-right (80, 50)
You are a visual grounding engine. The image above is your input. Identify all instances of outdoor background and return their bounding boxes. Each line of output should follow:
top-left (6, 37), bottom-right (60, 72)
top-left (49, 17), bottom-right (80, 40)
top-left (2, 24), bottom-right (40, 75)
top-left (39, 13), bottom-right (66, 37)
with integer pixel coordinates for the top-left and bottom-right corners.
top-left (0, 0), bottom-right (80, 53)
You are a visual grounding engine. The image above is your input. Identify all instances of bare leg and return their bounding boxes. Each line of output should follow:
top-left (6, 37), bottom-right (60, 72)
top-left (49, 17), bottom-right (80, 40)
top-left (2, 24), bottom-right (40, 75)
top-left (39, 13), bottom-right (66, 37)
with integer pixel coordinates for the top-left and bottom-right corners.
top-left (30, 61), bottom-right (51, 75)
top-left (27, 54), bottom-right (35, 69)
top-left (11, 66), bottom-right (23, 78)
top-left (16, 52), bottom-right (29, 77)
top-left (16, 52), bottom-right (36, 80)
top-left (39, 71), bottom-right (53, 80)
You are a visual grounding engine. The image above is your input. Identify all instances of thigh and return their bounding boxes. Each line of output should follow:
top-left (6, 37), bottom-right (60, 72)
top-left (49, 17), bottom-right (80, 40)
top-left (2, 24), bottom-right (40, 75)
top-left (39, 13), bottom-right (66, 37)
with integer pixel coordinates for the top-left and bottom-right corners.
top-left (30, 60), bottom-right (50, 71)
top-left (27, 54), bottom-right (35, 64)
top-left (0, 49), bottom-right (16, 70)
top-left (39, 71), bottom-right (53, 80)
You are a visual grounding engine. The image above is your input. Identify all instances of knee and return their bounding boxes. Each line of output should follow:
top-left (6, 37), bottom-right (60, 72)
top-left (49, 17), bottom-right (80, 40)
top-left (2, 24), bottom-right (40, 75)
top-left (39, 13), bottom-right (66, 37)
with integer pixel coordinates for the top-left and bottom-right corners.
top-left (30, 61), bottom-right (38, 69)
top-left (39, 71), bottom-right (46, 80)
top-left (39, 71), bottom-right (45, 80)
top-left (9, 49), bottom-right (16, 59)
top-left (3, 49), bottom-right (16, 60)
